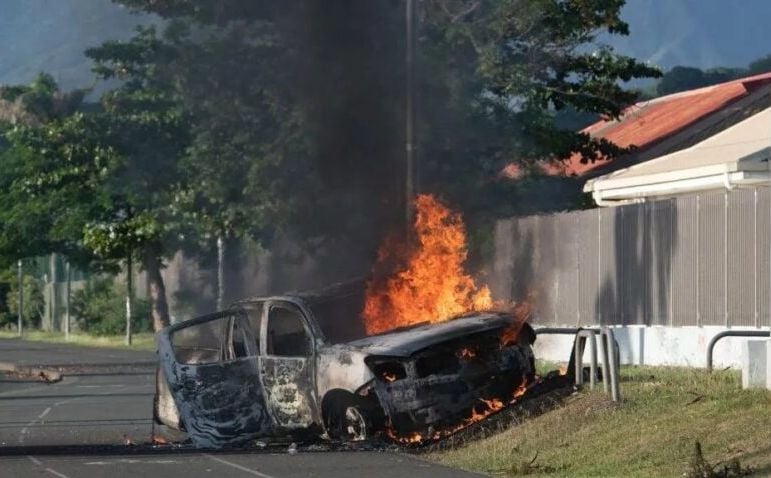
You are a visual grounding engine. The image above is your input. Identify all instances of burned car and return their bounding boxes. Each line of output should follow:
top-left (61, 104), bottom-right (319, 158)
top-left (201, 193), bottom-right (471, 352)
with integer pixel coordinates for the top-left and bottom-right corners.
top-left (155, 283), bottom-right (536, 447)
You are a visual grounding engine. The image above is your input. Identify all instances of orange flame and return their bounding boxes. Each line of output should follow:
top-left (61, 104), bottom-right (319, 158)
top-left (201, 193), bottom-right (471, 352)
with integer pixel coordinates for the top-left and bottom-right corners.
top-left (512, 378), bottom-right (529, 400)
top-left (383, 372), bottom-right (397, 383)
top-left (458, 347), bottom-right (477, 359)
top-left (558, 365), bottom-right (568, 376)
top-left (500, 300), bottom-right (533, 347)
top-left (363, 194), bottom-right (492, 335)
top-left (385, 377), bottom-right (533, 445)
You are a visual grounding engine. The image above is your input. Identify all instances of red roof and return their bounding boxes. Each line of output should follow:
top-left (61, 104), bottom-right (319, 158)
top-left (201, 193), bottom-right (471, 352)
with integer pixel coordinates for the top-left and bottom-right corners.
top-left (547, 71), bottom-right (771, 177)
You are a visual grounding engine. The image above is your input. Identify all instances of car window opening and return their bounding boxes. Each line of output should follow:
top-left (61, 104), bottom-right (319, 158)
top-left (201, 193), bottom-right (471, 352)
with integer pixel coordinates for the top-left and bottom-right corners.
top-left (267, 305), bottom-right (311, 356)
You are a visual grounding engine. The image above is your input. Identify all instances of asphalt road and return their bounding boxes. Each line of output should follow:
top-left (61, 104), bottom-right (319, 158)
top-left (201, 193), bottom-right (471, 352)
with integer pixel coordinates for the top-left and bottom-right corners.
top-left (0, 339), bottom-right (483, 478)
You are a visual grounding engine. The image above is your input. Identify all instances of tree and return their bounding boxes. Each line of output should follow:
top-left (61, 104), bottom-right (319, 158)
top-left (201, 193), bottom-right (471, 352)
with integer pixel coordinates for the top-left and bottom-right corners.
top-left (0, 42), bottom-right (190, 331)
top-left (656, 65), bottom-right (742, 96)
top-left (0, 75), bottom-right (92, 269)
top-left (747, 54), bottom-right (771, 76)
top-left (412, 0), bottom-right (661, 222)
top-left (112, 0), bottom-right (659, 225)
top-left (84, 29), bottom-right (191, 331)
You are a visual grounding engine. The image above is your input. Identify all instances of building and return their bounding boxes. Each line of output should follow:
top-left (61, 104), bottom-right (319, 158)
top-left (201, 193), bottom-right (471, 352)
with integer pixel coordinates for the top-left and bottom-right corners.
top-left (492, 75), bottom-right (771, 368)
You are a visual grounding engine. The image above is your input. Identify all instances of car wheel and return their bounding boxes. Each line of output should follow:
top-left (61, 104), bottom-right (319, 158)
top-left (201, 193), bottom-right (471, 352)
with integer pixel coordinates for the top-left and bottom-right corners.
top-left (326, 397), bottom-right (370, 442)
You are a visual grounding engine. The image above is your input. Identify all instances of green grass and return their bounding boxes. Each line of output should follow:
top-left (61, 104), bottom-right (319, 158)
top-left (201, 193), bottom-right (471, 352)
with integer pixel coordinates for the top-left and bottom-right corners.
top-left (0, 330), bottom-right (156, 350)
top-left (430, 366), bottom-right (771, 478)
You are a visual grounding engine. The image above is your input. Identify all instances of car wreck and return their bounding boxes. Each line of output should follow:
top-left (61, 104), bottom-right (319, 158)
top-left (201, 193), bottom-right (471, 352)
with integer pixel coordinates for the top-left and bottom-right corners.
top-left (154, 283), bottom-right (536, 448)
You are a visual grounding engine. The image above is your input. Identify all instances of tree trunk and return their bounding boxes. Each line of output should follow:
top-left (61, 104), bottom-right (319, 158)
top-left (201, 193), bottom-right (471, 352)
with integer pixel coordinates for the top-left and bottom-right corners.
top-left (144, 246), bottom-right (170, 331)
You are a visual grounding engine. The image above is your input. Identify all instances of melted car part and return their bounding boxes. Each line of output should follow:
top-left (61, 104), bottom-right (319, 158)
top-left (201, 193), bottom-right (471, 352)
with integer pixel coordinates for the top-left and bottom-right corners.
top-left (365, 329), bottom-right (535, 434)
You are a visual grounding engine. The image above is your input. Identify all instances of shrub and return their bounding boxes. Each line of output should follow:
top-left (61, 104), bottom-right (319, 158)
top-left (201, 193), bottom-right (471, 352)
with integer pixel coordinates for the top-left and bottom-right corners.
top-left (71, 278), bottom-right (151, 336)
top-left (1, 272), bottom-right (44, 330)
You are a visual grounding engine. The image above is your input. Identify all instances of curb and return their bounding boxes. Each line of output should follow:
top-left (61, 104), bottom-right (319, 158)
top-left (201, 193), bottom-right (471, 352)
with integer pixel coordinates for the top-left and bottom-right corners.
top-left (0, 362), bottom-right (62, 383)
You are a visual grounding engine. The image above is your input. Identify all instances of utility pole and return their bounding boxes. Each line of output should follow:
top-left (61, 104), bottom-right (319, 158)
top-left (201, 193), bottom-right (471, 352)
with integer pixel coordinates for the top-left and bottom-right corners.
top-left (64, 260), bottom-right (71, 341)
top-left (125, 252), bottom-right (133, 346)
top-left (216, 234), bottom-right (225, 311)
top-left (405, 0), bottom-right (417, 231)
top-left (17, 259), bottom-right (23, 337)
top-left (49, 253), bottom-right (57, 331)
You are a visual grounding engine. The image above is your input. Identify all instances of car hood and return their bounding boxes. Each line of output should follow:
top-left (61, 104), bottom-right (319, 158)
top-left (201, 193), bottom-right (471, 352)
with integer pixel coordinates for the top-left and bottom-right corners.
top-left (344, 313), bottom-right (511, 357)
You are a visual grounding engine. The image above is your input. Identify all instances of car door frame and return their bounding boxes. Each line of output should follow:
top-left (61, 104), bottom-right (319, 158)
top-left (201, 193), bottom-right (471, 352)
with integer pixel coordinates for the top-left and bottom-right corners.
top-left (157, 309), bottom-right (272, 447)
top-left (257, 298), bottom-right (321, 431)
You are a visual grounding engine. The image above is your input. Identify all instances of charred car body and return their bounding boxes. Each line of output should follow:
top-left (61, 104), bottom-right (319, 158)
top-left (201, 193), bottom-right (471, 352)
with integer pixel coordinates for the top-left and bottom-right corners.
top-left (155, 283), bottom-right (536, 447)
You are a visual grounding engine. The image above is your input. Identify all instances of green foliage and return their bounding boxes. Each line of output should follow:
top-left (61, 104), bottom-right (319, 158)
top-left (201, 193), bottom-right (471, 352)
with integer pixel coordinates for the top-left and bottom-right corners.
top-left (747, 54), bottom-right (771, 76)
top-left (657, 66), bottom-right (743, 96)
top-left (106, 0), bottom-right (661, 233)
top-left (71, 278), bottom-right (150, 336)
top-left (655, 51), bottom-right (771, 97)
top-left (0, 269), bottom-right (44, 329)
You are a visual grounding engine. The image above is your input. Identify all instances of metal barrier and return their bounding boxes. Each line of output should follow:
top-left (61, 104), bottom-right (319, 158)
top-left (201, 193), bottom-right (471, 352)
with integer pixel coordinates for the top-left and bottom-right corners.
top-left (535, 326), bottom-right (620, 401)
top-left (534, 327), bottom-right (581, 336)
top-left (599, 328), bottom-right (620, 402)
top-left (706, 330), bottom-right (770, 372)
top-left (574, 329), bottom-right (599, 390)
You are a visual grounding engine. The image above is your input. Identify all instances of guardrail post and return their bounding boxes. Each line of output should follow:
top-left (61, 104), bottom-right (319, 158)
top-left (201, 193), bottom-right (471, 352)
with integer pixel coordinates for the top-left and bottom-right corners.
top-left (600, 327), bottom-right (620, 402)
top-left (574, 330), bottom-right (599, 390)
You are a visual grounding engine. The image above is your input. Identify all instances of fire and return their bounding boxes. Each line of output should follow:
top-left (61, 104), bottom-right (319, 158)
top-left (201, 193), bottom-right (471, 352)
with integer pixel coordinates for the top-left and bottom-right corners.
top-left (363, 194), bottom-right (492, 335)
top-left (480, 397), bottom-right (504, 410)
top-left (386, 377), bottom-right (533, 446)
top-left (458, 347), bottom-right (477, 359)
top-left (383, 372), bottom-right (397, 383)
top-left (512, 378), bottom-right (528, 400)
top-left (558, 365), bottom-right (568, 376)
top-left (500, 300), bottom-right (533, 347)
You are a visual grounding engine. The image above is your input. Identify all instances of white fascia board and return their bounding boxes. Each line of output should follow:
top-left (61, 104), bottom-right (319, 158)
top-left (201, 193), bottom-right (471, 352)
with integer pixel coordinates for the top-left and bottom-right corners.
top-left (585, 147), bottom-right (771, 194)
top-left (585, 162), bottom-right (741, 193)
top-left (593, 171), bottom-right (771, 204)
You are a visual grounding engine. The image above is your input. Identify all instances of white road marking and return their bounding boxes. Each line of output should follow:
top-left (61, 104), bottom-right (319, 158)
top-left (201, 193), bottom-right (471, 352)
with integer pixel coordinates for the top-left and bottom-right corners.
top-left (204, 454), bottom-right (279, 478)
top-left (84, 459), bottom-right (180, 465)
top-left (26, 456), bottom-right (72, 478)
top-left (19, 406), bottom-right (52, 444)
top-left (44, 468), bottom-right (71, 478)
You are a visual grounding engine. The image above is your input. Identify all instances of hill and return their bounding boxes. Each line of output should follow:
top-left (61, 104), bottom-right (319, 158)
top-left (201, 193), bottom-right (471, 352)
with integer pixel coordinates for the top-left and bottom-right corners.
top-left (0, 0), bottom-right (155, 90)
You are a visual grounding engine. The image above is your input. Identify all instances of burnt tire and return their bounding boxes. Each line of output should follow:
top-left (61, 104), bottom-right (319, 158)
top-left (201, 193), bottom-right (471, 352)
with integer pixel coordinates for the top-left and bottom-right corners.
top-left (324, 395), bottom-right (371, 442)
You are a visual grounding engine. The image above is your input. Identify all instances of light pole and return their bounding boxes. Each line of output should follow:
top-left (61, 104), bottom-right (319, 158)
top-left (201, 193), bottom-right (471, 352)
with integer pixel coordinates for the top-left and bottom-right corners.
top-left (16, 259), bottom-right (23, 337)
top-left (405, 0), bottom-right (417, 231)
top-left (65, 260), bottom-right (71, 341)
top-left (125, 251), bottom-right (133, 346)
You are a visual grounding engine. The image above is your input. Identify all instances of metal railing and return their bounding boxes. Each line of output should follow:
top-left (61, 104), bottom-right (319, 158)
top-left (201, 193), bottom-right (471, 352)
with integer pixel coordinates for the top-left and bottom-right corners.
top-left (706, 330), bottom-right (771, 372)
top-left (536, 326), bottom-right (620, 401)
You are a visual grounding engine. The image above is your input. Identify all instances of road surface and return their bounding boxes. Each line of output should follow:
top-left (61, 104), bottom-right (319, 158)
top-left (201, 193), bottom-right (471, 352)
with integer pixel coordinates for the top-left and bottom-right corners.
top-left (0, 338), bottom-right (481, 477)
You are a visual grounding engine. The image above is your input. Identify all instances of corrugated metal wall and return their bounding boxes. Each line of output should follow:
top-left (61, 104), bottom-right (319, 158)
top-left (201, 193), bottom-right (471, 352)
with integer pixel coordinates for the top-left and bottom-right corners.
top-left (492, 188), bottom-right (771, 328)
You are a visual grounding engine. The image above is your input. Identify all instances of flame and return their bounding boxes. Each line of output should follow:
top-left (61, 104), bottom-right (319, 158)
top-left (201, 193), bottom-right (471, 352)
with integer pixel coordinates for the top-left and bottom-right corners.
top-left (363, 194), bottom-right (492, 335)
top-left (458, 347), bottom-right (477, 359)
top-left (512, 378), bottom-right (529, 400)
top-left (480, 397), bottom-right (504, 410)
top-left (383, 372), bottom-right (397, 383)
top-left (500, 300), bottom-right (533, 347)
top-left (558, 365), bottom-right (568, 376)
top-left (386, 377), bottom-right (533, 445)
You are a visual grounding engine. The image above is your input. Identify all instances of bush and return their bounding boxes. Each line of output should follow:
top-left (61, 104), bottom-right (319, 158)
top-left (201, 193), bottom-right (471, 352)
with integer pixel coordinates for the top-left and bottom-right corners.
top-left (71, 278), bottom-right (151, 336)
top-left (1, 272), bottom-right (44, 330)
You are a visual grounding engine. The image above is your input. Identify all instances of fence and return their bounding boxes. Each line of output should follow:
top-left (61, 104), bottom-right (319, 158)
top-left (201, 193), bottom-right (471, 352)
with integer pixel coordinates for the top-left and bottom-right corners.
top-left (491, 188), bottom-right (771, 328)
